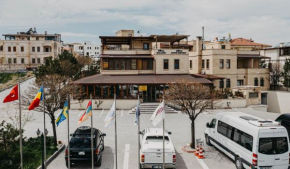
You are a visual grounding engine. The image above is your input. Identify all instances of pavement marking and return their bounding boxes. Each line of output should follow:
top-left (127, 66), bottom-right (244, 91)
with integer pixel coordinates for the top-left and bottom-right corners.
top-left (121, 109), bottom-right (124, 117)
top-left (100, 109), bottom-right (104, 116)
top-left (195, 157), bottom-right (210, 169)
top-left (123, 144), bottom-right (130, 169)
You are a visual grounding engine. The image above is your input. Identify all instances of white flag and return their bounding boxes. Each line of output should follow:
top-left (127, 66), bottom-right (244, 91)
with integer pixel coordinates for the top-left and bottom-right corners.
top-left (150, 101), bottom-right (165, 126)
top-left (104, 101), bottom-right (116, 128)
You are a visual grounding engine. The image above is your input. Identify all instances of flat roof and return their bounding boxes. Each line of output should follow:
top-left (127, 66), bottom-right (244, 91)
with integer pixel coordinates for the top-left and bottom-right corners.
top-left (73, 74), bottom-right (212, 85)
top-left (3, 34), bottom-right (61, 37)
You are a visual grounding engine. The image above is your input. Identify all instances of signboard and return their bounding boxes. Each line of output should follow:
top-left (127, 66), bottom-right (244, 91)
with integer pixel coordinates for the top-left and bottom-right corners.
top-left (139, 85), bottom-right (147, 91)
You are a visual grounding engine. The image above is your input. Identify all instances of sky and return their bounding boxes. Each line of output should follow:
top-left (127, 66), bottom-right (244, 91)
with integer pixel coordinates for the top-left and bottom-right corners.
top-left (0, 0), bottom-right (289, 46)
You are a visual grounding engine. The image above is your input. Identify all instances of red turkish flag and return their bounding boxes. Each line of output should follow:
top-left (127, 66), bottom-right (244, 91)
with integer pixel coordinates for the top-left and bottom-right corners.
top-left (3, 85), bottom-right (19, 103)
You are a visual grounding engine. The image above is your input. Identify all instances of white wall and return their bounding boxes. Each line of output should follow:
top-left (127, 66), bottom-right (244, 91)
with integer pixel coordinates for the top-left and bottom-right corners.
top-left (267, 91), bottom-right (290, 113)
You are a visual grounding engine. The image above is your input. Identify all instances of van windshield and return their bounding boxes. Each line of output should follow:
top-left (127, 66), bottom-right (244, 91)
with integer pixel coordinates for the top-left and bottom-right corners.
top-left (146, 136), bottom-right (169, 141)
top-left (259, 137), bottom-right (288, 155)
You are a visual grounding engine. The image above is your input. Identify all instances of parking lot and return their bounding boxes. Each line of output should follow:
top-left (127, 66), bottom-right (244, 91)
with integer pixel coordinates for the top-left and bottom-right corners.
top-left (3, 106), bottom-right (275, 169)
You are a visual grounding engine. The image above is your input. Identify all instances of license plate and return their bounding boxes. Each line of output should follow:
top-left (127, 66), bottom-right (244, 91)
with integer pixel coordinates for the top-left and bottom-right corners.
top-left (260, 167), bottom-right (272, 169)
top-left (152, 166), bottom-right (162, 169)
top-left (78, 151), bottom-right (85, 155)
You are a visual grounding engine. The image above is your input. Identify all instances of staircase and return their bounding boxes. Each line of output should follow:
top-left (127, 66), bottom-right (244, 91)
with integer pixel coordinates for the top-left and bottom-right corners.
top-left (131, 103), bottom-right (178, 114)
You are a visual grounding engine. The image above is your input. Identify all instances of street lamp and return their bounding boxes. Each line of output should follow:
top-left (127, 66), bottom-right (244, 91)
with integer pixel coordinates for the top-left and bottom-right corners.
top-left (36, 128), bottom-right (48, 169)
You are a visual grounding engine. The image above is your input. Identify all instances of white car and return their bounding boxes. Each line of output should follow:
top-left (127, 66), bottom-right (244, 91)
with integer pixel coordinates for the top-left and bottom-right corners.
top-left (205, 112), bottom-right (290, 169)
top-left (140, 128), bottom-right (176, 169)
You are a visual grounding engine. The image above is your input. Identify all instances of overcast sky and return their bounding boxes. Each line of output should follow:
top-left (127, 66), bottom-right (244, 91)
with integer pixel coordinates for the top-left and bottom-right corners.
top-left (0, 0), bottom-right (289, 46)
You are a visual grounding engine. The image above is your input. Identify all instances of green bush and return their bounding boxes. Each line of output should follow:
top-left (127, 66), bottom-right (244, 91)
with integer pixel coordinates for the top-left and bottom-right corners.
top-left (0, 73), bottom-right (26, 84)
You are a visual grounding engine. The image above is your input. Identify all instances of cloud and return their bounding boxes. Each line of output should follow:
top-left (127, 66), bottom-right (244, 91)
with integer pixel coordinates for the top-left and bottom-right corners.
top-left (0, 0), bottom-right (290, 45)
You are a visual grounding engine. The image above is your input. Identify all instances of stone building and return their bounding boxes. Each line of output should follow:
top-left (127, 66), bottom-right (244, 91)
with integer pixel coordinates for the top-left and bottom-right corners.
top-left (0, 28), bottom-right (62, 71)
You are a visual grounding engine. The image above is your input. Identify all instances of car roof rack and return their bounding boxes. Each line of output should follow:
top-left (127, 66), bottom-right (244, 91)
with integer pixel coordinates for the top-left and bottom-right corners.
top-left (240, 116), bottom-right (258, 121)
top-left (248, 120), bottom-right (281, 127)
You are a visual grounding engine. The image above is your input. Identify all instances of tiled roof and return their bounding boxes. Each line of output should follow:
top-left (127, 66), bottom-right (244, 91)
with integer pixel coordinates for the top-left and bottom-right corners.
top-left (231, 38), bottom-right (271, 47)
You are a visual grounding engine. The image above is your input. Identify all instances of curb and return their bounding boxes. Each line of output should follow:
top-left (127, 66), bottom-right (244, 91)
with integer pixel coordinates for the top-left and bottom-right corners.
top-left (182, 145), bottom-right (196, 153)
top-left (37, 143), bottom-right (65, 169)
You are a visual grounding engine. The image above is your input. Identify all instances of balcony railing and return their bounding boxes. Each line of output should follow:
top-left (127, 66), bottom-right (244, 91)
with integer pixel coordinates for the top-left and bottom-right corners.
top-left (153, 49), bottom-right (189, 55)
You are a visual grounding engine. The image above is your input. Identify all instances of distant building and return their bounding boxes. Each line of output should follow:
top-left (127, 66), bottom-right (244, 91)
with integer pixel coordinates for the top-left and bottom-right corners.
top-left (230, 37), bottom-right (271, 50)
top-left (260, 42), bottom-right (290, 63)
top-left (0, 28), bottom-right (62, 71)
top-left (73, 41), bottom-right (101, 60)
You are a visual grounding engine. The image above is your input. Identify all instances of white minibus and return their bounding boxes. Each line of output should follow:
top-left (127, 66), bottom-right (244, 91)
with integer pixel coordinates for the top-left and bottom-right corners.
top-left (205, 112), bottom-right (289, 169)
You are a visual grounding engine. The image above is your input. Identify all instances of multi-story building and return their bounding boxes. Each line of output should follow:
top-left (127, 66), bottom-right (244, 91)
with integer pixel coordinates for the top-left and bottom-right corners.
top-left (73, 41), bottom-right (101, 60)
top-left (0, 28), bottom-right (62, 71)
top-left (189, 37), bottom-right (271, 91)
top-left (73, 30), bottom-right (211, 107)
top-left (260, 42), bottom-right (290, 63)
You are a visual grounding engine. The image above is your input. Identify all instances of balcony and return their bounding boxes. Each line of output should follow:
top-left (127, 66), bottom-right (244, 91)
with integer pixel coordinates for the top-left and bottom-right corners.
top-left (152, 49), bottom-right (189, 55)
top-left (103, 48), bottom-right (151, 55)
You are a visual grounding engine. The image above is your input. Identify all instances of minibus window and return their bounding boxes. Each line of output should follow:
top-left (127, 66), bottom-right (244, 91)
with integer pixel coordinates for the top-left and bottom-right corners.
top-left (240, 132), bottom-right (253, 151)
top-left (227, 126), bottom-right (233, 139)
top-left (259, 137), bottom-right (288, 155)
top-left (217, 121), bottom-right (228, 136)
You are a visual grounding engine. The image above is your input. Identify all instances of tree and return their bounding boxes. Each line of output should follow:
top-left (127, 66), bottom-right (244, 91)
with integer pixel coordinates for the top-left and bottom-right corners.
top-left (164, 80), bottom-right (219, 148)
top-left (269, 62), bottom-right (283, 90)
top-left (282, 58), bottom-right (290, 90)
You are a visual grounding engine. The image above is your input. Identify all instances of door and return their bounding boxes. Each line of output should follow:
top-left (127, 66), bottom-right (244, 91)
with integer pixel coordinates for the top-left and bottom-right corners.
top-left (261, 93), bottom-right (267, 105)
top-left (273, 129), bottom-right (289, 167)
top-left (208, 118), bottom-right (217, 139)
top-left (257, 130), bottom-right (275, 167)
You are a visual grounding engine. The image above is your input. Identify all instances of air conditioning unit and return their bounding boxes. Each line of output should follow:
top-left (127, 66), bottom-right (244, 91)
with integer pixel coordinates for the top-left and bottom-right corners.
top-left (201, 70), bottom-right (206, 75)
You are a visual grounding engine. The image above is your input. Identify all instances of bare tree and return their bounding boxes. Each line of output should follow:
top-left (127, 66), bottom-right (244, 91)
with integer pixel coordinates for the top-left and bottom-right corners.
top-left (164, 80), bottom-right (219, 148)
top-left (269, 62), bottom-right (283, 90)
top-left (21, 75), bottom-right (79, 146)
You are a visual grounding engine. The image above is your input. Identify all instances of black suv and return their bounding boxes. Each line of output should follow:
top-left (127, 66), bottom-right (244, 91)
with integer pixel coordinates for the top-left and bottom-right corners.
top-left (65, 126), bottom-right (106, 167)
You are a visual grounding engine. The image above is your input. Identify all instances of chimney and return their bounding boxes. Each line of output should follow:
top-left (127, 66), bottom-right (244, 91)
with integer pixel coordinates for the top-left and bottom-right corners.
top-left (196, 36), bottom-right (203, 73)
top-left (45, 31), bottom-right (47, 35)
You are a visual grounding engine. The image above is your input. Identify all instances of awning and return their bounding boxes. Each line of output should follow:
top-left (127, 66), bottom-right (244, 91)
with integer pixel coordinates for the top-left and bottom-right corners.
top-left (192, 74), bottom-right (225, 80)
top-left (73, 74), bottom-right (212, 85)
top-left (237, 54), bottom-right (271, 59)
top-left (101, 55), bottom-right (153, 59)
top-left (150, 35), bottom-right (189, 43)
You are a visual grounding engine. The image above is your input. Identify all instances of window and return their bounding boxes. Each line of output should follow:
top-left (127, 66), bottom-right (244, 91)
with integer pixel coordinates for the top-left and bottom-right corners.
top-left (206, 59), bottom-right (209, 69)
top-left (36, 37), bottom-right (39, 40)
top-left (260, 78), bottom-right (264, 87)
top-left (221, 45), bottom-right (226, 49)
top-left (202, 60), bottom-right (205, 69)
top-left (0, 45), bottom-right (3, 51)
top-left (32, 47), bottom-right (35, 52)
top-left (190, 60), bottom-right (192, 69)
top-left (32, 58), bottom-right (36, 64)
top-left (125, 59), bottom-right (131, 70)
top-left (8, 58), bottom-right (12, 63)
top-left (148, 59), bottom-right (153, 70)
top-left (219, 79), bottom-right (224, 89)
top-left (97, 52), bottom-right (99, 54)
top-left (13, 58), bottom-right (17, 63)
top-left (37, 47), bottom-right (40, 52)
top-left (226, 59), bottom-right (230, 69)
top-left (21, 46), bottom-right (24, 52)
top-left (120, 59), bottom-right (125, 70)
top-left (249, 92), bottom-right (258, 98)
top-left (163, 59), bottom-right (169, 69)
top-left (8, 46), bottom-right (11, 52)
top-left (131, 59), bottom-right (137, 70)
top-left (217, 121), bottom-right (228, 136)
top-left (97, 47), bottom-right (99, 50)
top-left (37, 58), bottom-right (41, 64)
top-left (115, 60), bottom-right (120, 70)
top-left (220, 59), bottom-right (224, 69)
top-left (259, 137), bottom-right (288, 155)
top-left (143, 43), bottom-right (149, 50)
top-left (237, 80), bottom-right (244, 86)
top-left (254, 78), bottom-right (258, 86)
top-left (108, 60), bottom-right (114, 70)
top-left (240, 132), bottom-right (253, 151)
top-left (13, 46), bottom-right (16, 52)
top-left (103, 59), bottom-right (109, 70)
top-left (226, 79), bottom-right (231, 88)
top-left (174, 59), bottom-right (179, 69)
top-left (21, 58), bottom-right (25, 64)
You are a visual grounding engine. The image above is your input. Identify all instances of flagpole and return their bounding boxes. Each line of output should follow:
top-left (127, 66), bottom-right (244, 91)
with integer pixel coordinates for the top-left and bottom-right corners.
top-left (114, 93), bottom-right (117, 169)
top-left (18, 81), bottom-right (23, 169)
top-left (163, 96), bottom-right (165, 169)
top-left (138, 95), bottom-right (140, 169)
top-left (91, 94), bottom-right (94, 169)
top-left (43, 85), bottom-right (47, 168)
top-left (67, 95), bottom-right (70, 169)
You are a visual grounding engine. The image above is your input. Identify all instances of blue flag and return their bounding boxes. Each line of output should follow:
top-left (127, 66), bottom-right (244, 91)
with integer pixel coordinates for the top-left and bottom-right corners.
top-left (135, 99), bottom-right (140, 125)
top-left (55, 101), bottom-right (69, 127)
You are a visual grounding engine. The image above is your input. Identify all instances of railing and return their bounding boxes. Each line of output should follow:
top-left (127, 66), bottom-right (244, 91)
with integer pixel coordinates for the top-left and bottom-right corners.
top-left (153, 49), bottom-right (189, 55)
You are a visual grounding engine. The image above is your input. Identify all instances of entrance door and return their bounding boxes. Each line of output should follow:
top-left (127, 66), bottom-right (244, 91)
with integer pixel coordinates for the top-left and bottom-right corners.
top-left (261, 93), bottom-right (267, 105)
top-left (142, 85), bottom-right (157, 103)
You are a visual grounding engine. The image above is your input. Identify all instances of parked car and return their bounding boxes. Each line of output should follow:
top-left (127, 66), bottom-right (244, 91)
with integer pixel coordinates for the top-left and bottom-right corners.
top-left (276, 113), bottom-right (290, 140)
top-left (65, 126), bottom-right (106, 168)
top-left (139, 128), bottom-right (176, 169)
top-left (205, 111), bottom-right (289, 169)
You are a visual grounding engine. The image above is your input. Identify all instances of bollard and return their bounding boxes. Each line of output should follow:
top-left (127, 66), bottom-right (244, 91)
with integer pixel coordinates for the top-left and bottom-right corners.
top-left (198, 146), bottom-right (205, 159)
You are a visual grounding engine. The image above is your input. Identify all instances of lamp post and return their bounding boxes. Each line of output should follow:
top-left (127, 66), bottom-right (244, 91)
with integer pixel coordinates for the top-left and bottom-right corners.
top-left (36, 128), bottom-right (48, 169)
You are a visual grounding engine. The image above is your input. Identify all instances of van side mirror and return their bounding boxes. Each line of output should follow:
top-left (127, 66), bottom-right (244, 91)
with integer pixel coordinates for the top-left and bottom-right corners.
top-left (168, 131), bottom-right (172, 135)
top-left (206, 123), bottom-right (211, 128)
top-left (101, 133), bottom-right (106, 137)
top-left (70, 134), bottom-right (73, 136)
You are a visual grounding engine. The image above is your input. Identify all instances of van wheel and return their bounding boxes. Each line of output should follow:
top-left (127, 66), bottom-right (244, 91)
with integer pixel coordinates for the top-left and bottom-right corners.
top-left (205, 135), bottom-right (212, 146)
top-left (235, 156), bottom-right (243, 169)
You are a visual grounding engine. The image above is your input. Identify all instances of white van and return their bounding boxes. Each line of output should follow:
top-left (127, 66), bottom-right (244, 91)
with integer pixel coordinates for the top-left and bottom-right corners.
top-left (204, 112), bottom-right (289, 169)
